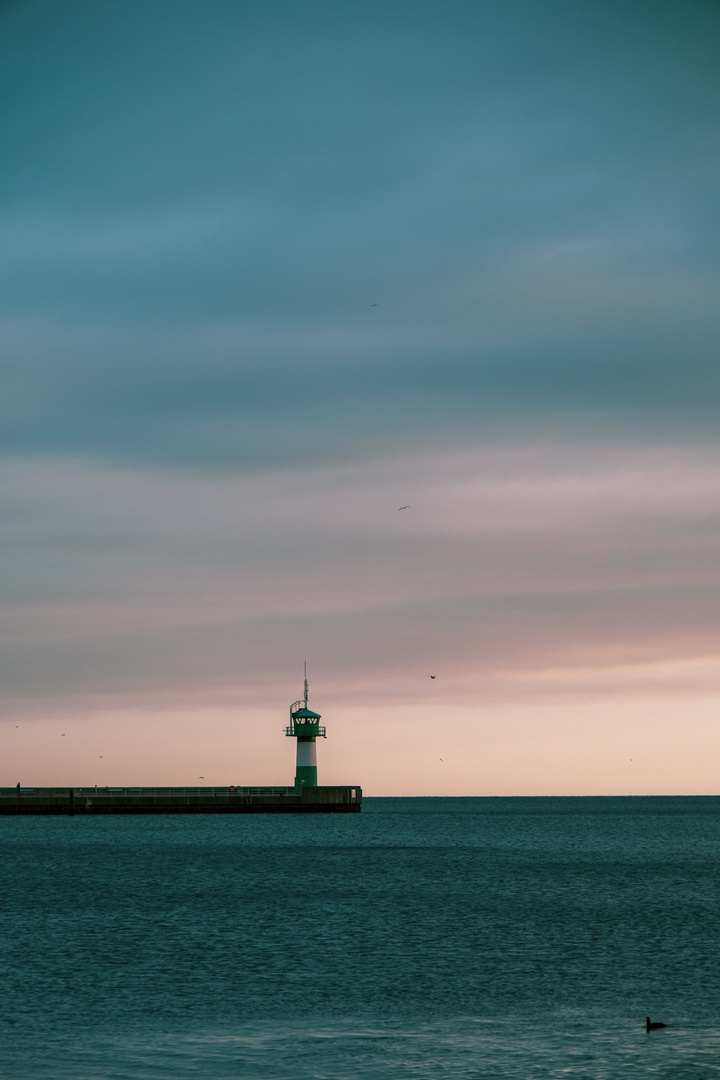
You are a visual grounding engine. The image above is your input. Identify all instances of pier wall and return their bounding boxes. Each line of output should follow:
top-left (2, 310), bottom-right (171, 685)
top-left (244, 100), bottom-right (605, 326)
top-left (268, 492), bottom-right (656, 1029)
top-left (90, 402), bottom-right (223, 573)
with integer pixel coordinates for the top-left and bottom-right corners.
top-left (0, 785), bottom-right (362, 815)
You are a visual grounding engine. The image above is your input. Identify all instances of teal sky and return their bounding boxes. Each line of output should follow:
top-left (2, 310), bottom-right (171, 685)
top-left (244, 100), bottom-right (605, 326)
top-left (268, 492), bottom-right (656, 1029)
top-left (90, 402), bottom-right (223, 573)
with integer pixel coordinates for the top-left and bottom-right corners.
top-left (3, 0), bottom-right (720, 793)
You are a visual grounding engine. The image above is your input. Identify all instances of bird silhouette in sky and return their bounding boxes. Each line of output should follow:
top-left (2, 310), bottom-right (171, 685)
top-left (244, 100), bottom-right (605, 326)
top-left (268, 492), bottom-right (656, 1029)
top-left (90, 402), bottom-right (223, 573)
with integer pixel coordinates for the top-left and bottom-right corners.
top-left (398, 505), bottom-right (410, 510)
top-left (198, 776), bottom-right (204, 779)
top-left (428, 675), bottom-right (436, 679)
top-left (370, 303), bottom-right (377, 307)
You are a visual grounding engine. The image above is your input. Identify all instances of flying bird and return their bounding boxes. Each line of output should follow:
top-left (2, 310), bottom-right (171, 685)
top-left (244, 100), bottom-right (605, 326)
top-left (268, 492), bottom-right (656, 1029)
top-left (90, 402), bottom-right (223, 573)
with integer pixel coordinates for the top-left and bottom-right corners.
top-left (398, 505), bottom-right (410, 510)
top-left (428, 675), bottom-right (436, 679)
top-left (198, 776), bottom-right (204, 779)
top-left (370, 303), bottom-right (377, 307)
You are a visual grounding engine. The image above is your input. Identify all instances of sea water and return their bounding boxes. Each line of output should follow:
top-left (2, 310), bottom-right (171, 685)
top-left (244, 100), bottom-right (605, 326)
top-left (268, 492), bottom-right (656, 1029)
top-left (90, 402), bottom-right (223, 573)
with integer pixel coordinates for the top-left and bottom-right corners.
top-left (1, 796), bottom-right (719, 1079)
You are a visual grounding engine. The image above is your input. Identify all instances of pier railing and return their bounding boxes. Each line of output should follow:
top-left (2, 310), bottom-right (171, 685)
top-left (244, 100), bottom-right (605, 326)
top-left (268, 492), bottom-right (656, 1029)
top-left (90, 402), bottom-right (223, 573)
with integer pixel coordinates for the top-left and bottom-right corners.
top-left (3, 786), bottom-right (298, 797)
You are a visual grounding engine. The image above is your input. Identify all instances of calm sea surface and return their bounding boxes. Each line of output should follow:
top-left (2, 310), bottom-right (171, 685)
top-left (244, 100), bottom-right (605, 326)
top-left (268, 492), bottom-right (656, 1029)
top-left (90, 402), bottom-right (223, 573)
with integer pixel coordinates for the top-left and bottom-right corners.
top-left (2, 796), bottom-right (720, 1079)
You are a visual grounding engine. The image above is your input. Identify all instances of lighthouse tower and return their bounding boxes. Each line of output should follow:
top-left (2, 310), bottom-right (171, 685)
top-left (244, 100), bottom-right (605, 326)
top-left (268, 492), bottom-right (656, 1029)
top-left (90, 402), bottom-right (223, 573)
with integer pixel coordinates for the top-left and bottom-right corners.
top-left (286, 664), bottom-right (326, 788)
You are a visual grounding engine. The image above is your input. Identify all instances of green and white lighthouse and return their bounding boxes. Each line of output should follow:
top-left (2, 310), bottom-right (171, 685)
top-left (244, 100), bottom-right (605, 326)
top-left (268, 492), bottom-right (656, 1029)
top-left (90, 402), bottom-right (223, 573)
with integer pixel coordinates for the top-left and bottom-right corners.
top-left (286, 664), bottom-right (326, 788)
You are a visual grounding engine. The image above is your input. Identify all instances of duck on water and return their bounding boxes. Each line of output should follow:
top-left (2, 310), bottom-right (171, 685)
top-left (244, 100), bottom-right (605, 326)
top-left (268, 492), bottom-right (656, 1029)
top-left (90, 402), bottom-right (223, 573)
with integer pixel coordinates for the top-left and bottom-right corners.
top-left (646, 1017), bottom-right (667, 1032)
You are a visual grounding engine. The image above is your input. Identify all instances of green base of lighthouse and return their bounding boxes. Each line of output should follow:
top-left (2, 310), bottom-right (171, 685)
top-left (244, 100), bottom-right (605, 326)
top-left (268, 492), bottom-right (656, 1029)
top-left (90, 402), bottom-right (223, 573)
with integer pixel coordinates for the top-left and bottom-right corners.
top-left (294, 764), bottom-right (318, 788)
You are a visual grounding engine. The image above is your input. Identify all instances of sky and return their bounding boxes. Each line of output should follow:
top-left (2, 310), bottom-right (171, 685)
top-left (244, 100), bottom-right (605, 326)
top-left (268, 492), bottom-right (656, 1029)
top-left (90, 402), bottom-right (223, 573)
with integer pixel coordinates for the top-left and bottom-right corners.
top-left (2, 0), bottom-right (720, 794)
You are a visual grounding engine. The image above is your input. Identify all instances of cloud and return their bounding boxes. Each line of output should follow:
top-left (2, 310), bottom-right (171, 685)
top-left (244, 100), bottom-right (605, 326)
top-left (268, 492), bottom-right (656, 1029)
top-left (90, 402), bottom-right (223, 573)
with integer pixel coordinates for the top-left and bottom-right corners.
top-left (3, 442), bottom-right (720, 715)
top-left (1, 0), bottom-right (719, 469)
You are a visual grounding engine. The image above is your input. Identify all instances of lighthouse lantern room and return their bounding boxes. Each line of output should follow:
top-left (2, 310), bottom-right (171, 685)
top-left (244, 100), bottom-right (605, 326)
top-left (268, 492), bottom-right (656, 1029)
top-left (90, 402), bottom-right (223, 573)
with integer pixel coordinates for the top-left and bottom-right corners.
top-left (286, 664), bottom-right (326, 788)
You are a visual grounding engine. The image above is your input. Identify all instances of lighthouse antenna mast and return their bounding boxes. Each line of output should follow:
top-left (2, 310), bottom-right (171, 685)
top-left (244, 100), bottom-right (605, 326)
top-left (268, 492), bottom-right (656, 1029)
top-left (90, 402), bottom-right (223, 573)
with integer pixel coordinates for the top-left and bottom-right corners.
top-left (304, 659), bottom-right (308, 708)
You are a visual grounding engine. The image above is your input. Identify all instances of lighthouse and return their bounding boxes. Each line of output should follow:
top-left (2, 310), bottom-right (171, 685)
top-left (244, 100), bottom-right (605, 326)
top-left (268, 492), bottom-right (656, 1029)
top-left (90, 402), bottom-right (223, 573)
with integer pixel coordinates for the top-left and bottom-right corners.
top-left (286, 664), bottom-right (326, 788)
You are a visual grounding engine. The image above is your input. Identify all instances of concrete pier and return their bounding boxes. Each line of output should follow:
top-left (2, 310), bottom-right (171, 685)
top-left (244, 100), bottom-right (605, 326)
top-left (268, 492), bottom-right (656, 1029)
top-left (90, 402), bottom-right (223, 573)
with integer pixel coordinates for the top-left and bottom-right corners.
top-left (0, 785), bottom-right (362, 815)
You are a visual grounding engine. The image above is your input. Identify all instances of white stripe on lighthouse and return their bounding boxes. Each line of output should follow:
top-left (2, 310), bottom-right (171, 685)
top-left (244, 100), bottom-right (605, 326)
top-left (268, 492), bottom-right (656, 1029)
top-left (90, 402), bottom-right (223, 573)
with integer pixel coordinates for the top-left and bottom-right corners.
top-left (296, 740), bottom-right (317, 768)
